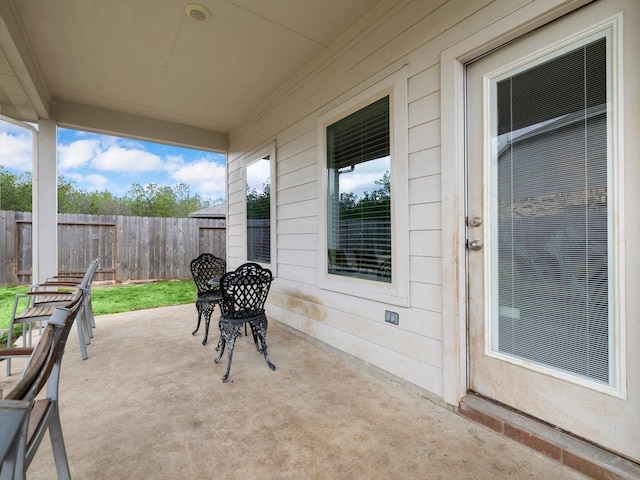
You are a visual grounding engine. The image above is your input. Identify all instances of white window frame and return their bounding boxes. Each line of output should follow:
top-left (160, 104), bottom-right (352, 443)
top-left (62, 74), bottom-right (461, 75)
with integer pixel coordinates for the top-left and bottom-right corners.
top-left (317, 69), bottom-right (409, 306)
top-left (243, 141), bottom-right (277, 276)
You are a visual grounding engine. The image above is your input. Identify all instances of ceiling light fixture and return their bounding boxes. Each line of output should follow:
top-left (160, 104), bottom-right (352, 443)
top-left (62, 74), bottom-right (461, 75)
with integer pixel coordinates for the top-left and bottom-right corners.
top-left (185, 4), bottom-right (211, 22)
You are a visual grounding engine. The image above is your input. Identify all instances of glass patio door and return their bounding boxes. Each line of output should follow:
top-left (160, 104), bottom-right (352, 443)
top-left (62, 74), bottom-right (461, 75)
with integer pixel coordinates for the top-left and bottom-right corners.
top-left (466, 0), bottom-right (639, 461)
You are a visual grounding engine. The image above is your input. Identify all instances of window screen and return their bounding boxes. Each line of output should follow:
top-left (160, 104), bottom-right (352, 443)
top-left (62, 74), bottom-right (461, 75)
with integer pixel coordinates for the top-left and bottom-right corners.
top-left (326, 96), bottom-right (391, 282)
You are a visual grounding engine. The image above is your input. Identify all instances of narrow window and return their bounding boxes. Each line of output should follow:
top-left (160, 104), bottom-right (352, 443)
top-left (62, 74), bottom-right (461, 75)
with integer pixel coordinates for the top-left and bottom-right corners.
top-left (326, 96), bottom-right (391, 282)
top-left (246, 155), bottom-right (271, 263)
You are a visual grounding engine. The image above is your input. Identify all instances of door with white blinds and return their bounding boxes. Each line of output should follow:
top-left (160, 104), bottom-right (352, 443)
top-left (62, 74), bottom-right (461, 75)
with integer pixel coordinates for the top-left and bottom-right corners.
top-left (466, 0), bottom-right (639, 461)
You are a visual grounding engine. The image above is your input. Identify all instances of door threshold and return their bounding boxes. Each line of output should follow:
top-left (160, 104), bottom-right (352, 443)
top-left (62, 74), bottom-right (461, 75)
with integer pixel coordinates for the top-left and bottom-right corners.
top-left (459, 393), bottom-right (640, 480)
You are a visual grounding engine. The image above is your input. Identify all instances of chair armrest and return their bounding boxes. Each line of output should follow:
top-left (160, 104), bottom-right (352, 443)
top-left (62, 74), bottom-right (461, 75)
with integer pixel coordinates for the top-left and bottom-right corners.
top-left (36, 281), bottom-right (80, 287)
top-left (0, 347), bottom-right (35, 358)
top-left (25, 290), bottom-right (74, 296)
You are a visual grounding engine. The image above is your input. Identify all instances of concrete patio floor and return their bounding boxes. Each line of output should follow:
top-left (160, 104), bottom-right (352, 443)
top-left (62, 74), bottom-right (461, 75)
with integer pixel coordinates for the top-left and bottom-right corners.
top-left (1, 304), bottom-right (587, 479)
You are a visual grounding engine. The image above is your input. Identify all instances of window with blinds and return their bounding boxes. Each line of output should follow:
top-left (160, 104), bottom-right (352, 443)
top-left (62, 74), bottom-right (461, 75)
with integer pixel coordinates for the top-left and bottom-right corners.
top-left (491, 35), bottom-right (610, 383)
top-left (246, 155), bottom-right (271, 263)
top-left (326, 96), bottom-right (391, 282)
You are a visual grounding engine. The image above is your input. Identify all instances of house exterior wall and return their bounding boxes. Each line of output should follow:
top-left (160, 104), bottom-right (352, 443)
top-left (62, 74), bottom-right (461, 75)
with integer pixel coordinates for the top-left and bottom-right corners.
top-left (226, 0), bottom-right (593, 404)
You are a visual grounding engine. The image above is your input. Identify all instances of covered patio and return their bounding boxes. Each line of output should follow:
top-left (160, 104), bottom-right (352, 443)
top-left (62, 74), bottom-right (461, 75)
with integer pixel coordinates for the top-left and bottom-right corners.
top-left (1, 304), bottom-right (583, 479)
top-left (3, 0), bottom-right (640, 477)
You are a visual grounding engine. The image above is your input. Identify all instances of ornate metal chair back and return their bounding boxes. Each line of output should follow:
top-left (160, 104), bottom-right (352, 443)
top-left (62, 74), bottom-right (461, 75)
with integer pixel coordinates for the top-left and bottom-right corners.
top-left (190, 254), bottom-right (226, 293)
top-left (219, 263), bottom-right (273, 319)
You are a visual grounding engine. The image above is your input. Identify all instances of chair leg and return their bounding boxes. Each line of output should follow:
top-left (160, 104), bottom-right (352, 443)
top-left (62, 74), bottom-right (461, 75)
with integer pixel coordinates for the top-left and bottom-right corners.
top-left (202, 304), bottom-right (214, 346)
top-left (3, 418), bottom-right (27, 480)
top-left (6, 296), bottom-right (22, 376)
top-left (192, 303), bottom-right (202, 335)
top-left (215, 318), bottom-right (223, 351)
top-left (214, 332), bottom-right (225, 359)
top-left (249, 324), bottom-right (261, 353)
top-left (79, 303), bottom-right (91, 345)
top-left (260, 338), bottom-right (276, 371)
top-left (214, 321), bottom-right (241, 382)
top-left (251, 317), bottom-right (275, 371)
top-left (4, 320), bottom-right (31, 376)
top-left (75, 314), bottom-right (88, 360)
top-left (87, 294), bottom-right (96, 329)
top-left (5, 318), bottom-right (14, 377)
top-left (221, 333), bottom-right (237, 383)
top-left (83, 296), bottom-right (94, 340)
top-left (48, 404), bottom-right (71, 480)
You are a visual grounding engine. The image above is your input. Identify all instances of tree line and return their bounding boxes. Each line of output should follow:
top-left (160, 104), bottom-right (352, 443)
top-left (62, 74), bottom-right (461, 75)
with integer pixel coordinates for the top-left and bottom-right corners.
top-left (246, 181), bottom-right (270, 219)
top-left (246, 171), bottom-right (392, 221)
top-left (0, 167), bottom-right (215, 217)
top-left (339, 171), bottom-right (390, 220)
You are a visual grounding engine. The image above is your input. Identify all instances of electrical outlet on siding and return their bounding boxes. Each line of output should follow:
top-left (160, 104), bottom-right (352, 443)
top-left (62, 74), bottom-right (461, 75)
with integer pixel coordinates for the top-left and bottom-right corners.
top-left (385, 310), bottom-right (399, 325)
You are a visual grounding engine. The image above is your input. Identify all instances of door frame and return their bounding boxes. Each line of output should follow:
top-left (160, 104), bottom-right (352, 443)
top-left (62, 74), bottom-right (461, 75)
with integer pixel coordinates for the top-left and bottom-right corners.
top-left (439, 0), bottom-right (595, 406)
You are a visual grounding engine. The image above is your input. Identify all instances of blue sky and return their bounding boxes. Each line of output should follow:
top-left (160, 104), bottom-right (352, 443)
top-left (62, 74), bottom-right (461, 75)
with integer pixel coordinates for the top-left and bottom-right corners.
top-left (0, 121), bottom-right (227, 203)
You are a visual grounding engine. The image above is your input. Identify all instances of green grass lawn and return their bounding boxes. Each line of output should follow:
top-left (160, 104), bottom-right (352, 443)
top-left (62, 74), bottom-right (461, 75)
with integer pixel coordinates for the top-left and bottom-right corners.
top-left (0, 280), bottom-right (197, 331)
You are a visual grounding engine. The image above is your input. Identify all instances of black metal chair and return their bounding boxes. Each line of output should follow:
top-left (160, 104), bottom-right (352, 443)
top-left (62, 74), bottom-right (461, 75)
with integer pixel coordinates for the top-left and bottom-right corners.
top-left (190, 253), bottom-right (226, 345)
top-left (214, 262), bottom-right (276, 382)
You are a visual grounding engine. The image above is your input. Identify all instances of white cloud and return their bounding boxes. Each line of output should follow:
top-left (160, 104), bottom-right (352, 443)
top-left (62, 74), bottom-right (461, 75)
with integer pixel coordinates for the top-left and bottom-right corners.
top-left (340, 157), bottom-right (389, 197)
top-left (164, 154), bottom-right (186, 173)
top-left (57, 139), bottom-right (100, 170)
top-left (91, 144), bottom-right (164, 173)
top-left (65, 172), bottom-right (110, 190)
top-left (0, 130), bottom-right (34, 171)
top-left (84, 173), bottom-right (111, 191)
top-left (95, 134), bottom-right (122, 148)
top-left (247, 158), bottom-right (270, 192)
top-left (171, 159), bottom-right (226, 200)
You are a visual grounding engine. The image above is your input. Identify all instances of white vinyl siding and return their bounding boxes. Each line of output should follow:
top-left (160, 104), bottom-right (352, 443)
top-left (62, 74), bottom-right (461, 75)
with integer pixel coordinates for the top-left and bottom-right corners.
top-left (226, 0), bottom-right (590, 400)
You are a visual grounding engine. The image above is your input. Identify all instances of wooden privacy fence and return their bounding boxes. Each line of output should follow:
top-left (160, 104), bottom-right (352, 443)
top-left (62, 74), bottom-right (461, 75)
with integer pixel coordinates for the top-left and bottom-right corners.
top-left (0, 210), bottom-right (226, 286)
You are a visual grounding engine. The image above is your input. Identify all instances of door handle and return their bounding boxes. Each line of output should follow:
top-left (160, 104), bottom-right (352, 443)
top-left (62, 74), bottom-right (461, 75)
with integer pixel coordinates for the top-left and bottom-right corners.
top-left (469, 217), bottom-right (482, 227)
top-left (468, 239), bottom-right (483, 251)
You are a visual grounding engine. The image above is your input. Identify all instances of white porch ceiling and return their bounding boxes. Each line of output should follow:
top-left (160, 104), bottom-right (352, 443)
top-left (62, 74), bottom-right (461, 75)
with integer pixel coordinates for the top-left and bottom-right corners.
top-left (0, 0), bottom-right (386, 149)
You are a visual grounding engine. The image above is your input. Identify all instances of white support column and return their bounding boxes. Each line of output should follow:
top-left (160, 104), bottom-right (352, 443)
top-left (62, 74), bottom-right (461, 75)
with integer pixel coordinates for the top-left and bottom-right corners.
top-left (32, 118), bottom-right (57, 283)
